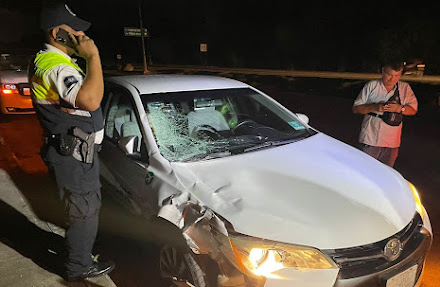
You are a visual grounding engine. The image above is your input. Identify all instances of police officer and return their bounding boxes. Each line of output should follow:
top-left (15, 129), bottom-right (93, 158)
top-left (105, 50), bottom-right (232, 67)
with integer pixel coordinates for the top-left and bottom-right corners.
top-left (29, 3), bottom-right (114, 282)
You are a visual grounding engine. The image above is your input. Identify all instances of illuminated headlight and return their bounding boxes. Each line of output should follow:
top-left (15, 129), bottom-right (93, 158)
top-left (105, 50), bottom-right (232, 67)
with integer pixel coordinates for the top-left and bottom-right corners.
top-left (228, 233), bottom-right (337, 279)
top-left (407, 181), bottom-right (424, 216)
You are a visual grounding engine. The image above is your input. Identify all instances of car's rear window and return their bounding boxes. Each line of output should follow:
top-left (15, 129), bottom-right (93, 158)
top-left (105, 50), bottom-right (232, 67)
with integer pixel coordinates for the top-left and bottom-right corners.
top-left (0, 54), bottom-right (30, 71)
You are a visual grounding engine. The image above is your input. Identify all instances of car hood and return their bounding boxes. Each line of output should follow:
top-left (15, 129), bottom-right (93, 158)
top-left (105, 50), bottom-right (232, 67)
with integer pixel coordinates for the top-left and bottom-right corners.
top-left (171, 133), bottom-right (416, 249)
top-left (0, 70), bottom-right (28, 83)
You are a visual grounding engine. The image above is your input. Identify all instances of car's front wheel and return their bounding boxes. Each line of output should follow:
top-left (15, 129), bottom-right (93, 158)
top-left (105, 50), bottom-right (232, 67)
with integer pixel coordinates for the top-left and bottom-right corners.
top-left (160, 244), bottom-right (216, 287)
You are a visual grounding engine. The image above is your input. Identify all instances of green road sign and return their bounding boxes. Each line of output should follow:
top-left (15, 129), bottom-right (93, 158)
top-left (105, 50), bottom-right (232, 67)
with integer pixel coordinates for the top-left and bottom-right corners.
top-left (124, 27), bottom-right (148, 37)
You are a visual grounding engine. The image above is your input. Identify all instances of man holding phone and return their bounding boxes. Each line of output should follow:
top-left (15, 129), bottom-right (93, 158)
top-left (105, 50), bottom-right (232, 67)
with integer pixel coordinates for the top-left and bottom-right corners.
top-left (352, 60), bottom-right (418, 167)
top-left (28, 3), bottom-right (114, 282)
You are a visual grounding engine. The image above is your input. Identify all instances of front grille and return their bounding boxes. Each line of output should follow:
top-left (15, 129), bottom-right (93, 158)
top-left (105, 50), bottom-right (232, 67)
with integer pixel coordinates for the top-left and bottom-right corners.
top-left (16, 83), bottom-right (30, 96)
top-left (323, 213), bottom-right (428, 279)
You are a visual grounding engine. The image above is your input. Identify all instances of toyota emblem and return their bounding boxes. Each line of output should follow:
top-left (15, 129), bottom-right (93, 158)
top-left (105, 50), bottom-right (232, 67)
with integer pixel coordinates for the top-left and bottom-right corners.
top-left (384, 238), bottom-right (403, 261)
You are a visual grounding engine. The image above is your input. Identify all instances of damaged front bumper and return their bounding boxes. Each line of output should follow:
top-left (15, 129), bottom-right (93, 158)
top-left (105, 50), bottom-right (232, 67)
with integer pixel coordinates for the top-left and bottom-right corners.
top-left (158, 200), bottom-right (339, 287)
top-left (158, 200), bottom-right (431, 287)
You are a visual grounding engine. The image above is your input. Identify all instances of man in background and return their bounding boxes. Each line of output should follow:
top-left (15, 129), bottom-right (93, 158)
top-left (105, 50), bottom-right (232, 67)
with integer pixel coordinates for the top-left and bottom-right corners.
top-left (352, 60), bottom-right (417, 167)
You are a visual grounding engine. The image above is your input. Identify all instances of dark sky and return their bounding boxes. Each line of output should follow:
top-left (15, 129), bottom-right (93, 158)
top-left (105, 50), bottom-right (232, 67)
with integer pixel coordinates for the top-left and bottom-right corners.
top-left (2, 0), bottom-right (440, 72)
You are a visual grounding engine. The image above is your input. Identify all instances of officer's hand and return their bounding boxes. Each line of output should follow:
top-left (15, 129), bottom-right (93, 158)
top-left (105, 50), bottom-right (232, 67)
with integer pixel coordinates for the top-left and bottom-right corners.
top-left (69, 33), bottom-right (99, 60)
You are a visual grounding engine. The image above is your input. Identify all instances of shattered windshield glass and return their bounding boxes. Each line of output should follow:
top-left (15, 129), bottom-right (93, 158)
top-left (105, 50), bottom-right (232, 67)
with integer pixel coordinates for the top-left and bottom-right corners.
top-left (142, 88), bottom-right (315, 162)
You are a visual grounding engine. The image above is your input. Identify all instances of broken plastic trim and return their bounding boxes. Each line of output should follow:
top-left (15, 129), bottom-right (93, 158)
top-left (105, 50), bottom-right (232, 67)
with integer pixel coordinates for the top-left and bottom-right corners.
top-left (158, 200), bottom-right (266, 286)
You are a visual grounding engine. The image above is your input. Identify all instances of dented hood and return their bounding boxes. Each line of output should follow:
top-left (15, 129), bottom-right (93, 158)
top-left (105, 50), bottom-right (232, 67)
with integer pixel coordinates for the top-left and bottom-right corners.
top-left (171, 133), bottom-right (416, 249)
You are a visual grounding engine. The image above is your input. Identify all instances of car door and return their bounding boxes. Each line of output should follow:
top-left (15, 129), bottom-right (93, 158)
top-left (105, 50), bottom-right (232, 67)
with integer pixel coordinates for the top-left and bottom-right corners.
top-left (99, 85), bottom-right (158, 218)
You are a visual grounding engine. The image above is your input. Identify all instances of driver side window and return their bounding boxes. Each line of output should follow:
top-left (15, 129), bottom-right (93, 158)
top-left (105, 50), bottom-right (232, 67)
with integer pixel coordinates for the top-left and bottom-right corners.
top-left (104, 88), bottom-right (144, 153)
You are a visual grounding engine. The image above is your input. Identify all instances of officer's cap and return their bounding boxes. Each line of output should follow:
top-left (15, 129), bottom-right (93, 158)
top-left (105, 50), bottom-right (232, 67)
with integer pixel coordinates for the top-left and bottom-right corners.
top-left (40, 3), bottom-right (91, 31)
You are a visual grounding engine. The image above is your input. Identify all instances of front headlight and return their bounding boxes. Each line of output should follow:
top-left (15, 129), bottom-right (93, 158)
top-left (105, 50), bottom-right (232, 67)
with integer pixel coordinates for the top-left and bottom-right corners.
top-left (228, 233), bottom-right (337, 279)
top-left (407, 181), bottom-right (424, 216)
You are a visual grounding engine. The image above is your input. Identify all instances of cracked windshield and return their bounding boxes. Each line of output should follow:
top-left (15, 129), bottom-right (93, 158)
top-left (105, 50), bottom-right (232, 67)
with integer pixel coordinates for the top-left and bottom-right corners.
top-left (143, 88), bottom-right (315, 162)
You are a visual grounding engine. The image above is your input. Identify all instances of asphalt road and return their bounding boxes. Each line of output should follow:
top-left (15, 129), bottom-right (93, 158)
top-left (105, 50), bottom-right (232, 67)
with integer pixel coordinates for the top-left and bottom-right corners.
top-left (0, 72), bottom-right (439, 286)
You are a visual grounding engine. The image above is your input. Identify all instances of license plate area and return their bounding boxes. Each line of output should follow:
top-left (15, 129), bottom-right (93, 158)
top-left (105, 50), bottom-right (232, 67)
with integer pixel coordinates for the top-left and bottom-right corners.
top-left (386, 265), bottom-right (418, 287)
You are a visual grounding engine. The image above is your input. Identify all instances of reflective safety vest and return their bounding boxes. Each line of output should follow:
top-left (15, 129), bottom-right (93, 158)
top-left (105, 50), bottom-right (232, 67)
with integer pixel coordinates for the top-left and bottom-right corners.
top-left (29, 51), bottom-right (103, 136)
top-left (31, 52), bottom-right (85, 105)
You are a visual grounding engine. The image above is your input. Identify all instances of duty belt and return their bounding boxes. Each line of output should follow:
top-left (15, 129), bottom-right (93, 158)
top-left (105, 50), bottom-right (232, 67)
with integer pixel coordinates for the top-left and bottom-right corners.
top-left (44, 127), bottom-right (99, 163)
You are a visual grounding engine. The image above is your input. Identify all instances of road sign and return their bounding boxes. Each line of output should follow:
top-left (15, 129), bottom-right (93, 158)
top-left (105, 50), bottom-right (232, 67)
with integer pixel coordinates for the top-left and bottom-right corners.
top-left (124, 27), bottom-right (148, 37)
top-left (200, 43), bottom-right (208, 52)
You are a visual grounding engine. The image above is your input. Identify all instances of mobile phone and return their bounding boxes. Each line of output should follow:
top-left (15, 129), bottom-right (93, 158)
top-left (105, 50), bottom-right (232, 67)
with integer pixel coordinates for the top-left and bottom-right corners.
top-left (55, 29), bottom-right (77, 50)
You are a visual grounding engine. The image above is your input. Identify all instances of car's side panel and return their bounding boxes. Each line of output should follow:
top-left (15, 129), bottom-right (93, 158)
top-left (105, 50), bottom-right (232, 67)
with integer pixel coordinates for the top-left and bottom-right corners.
top-left (100, 140), bottom-right (158, 218)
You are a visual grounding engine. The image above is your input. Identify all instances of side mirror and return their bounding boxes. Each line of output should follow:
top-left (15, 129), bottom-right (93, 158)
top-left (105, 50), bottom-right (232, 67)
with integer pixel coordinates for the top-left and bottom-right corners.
top-left (118, 135), bottom-right (149, 163)
top-left (295, 113), bottom-right (309, 125)
top-left (118, 135), bottom-right (139, 156)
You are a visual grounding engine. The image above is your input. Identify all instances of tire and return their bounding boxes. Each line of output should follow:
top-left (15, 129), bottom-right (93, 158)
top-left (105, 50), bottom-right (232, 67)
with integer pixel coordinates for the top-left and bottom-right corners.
top-left (160, 244), bottom-right (215, 287)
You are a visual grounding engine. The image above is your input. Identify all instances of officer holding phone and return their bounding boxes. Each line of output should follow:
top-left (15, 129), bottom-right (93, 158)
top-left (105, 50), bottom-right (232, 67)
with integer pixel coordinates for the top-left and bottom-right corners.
top-left (28, 3), bottom-right (114, 282)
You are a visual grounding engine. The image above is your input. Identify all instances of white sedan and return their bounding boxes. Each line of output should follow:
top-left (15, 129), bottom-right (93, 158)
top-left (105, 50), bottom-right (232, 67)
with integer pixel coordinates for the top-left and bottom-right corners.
top-left (0, 54), bottom-right (34, 114)
top-left (99, 74), bottom-right (432, 287)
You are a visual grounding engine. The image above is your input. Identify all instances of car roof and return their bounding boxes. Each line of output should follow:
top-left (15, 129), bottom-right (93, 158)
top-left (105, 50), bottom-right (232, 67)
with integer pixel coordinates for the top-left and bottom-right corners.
top-left (105, 74), bottom-right (250, 95)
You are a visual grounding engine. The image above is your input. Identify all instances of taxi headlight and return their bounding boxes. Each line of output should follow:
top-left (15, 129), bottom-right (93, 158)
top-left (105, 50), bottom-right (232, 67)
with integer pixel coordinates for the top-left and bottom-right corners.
top-left (228, 233), bottom-right (337, 278)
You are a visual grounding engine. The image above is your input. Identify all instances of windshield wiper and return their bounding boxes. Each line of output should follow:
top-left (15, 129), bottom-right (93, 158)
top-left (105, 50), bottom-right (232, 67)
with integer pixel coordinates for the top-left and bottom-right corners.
top-left (243, 138), bottom-right (301, 153)
top-left (181, 151), bottom-right (232, 162)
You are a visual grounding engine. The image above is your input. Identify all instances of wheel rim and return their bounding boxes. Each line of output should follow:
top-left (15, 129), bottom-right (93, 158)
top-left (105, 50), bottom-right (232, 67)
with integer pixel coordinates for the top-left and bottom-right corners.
top-left (160, 245), bottom-right (194, 285)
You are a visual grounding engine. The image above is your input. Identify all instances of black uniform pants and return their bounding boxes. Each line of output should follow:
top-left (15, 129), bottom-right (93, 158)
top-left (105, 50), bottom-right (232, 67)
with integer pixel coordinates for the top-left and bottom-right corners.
top-left (61, 187), bottom-right (101, 278)
top-left (43, 146), bottom-right (102, 278)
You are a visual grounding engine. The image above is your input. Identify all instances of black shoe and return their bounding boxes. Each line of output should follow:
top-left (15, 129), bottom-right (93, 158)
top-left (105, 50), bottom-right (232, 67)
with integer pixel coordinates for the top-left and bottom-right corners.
top-left (67, 261), bottom-right (115, 282)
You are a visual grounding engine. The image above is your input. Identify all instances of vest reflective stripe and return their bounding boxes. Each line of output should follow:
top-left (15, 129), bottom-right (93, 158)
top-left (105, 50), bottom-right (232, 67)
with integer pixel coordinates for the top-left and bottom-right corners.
top-left (31, 76), bottom-right (59, 101)
top-left (32, 97), bottom-right (59, 105)
top-left (31, 52), bottom-right (84, 101)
